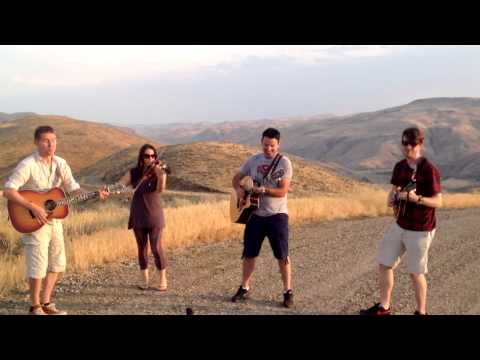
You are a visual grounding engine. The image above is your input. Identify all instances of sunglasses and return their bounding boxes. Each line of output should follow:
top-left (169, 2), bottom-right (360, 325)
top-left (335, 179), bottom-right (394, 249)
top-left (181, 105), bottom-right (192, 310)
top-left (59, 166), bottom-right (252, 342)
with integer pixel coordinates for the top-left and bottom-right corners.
top-left (143, 154), bottom-right (157, 159)
top-left (401, 140), bottom-right (419, 147)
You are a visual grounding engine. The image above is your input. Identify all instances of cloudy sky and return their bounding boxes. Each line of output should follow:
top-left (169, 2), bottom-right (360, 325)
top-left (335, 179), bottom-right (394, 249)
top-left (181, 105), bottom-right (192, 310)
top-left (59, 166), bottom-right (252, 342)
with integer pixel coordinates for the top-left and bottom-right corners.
top-left (1, 45), bottom-right (479, 125)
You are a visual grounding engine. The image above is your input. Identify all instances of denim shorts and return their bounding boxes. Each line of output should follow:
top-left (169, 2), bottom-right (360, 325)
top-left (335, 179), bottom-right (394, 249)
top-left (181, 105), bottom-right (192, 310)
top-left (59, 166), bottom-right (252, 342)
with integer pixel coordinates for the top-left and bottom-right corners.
top-left (242, 213), bottom-right (289, 260)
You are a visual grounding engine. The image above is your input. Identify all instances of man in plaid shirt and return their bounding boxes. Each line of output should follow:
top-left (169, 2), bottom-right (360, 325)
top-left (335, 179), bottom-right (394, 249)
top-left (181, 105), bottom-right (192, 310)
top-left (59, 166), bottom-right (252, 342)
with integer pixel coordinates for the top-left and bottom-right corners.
top-left (360, 127), bottom-right (442, 315)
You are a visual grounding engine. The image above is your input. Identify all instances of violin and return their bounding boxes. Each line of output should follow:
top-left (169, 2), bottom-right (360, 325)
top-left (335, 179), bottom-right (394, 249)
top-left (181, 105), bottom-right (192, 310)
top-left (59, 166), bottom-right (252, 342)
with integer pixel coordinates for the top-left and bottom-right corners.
top-left (144, 160), bottom-right (171, 177)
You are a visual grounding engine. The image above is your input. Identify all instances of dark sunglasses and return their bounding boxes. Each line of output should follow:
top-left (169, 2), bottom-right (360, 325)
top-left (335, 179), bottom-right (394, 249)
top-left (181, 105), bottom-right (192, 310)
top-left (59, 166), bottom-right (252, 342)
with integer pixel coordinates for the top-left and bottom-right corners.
top-left (401, 140), bottom-right (419, 147)
top-left (143, 154), bottom-right (157, 159)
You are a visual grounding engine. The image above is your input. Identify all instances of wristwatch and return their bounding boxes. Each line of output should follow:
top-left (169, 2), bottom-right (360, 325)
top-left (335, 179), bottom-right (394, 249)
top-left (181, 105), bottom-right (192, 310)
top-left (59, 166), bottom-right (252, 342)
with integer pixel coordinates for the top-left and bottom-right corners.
top-left (418, 195), bottom-right (423, 204)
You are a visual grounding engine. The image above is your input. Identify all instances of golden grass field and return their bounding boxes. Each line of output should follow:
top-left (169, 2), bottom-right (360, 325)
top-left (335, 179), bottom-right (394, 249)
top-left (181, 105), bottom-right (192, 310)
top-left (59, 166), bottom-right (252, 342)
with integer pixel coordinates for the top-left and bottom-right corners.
top-left (1, 190), bottom-right (480, 297)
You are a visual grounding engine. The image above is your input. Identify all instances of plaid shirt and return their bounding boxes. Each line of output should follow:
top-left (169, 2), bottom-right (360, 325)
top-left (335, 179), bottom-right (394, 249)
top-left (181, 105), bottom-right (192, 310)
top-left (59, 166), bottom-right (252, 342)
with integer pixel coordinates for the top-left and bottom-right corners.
top-left (391, 157), bottom-right (441, 231)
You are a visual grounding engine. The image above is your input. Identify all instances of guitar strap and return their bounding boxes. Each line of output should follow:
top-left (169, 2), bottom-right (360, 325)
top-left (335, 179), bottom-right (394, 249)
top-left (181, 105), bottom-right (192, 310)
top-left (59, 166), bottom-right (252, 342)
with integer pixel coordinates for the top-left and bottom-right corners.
top-left (263, 153), bottom-right (283, 183)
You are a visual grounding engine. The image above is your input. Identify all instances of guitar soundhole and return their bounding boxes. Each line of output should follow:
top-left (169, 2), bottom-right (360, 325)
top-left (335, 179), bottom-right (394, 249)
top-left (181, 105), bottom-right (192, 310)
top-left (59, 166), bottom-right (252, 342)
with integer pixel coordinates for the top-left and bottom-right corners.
top-left (44, 200), bottom-right (57, 212)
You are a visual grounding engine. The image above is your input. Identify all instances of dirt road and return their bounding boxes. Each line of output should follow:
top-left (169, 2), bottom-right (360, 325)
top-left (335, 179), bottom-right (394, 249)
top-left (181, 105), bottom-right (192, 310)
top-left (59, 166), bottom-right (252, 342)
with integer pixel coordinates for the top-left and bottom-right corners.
top-left (1, 207), bottom-right (479, 315)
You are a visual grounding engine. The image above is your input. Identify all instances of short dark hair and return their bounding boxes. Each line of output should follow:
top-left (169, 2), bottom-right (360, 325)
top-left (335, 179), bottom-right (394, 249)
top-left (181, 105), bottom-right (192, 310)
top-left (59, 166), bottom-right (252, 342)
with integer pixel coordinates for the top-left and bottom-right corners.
top-left (402, 127), bottom-right (425, 145)
top-left (262, 128), bottom-right (281, 142)
top-left (34, 125), bottom-right (55, 141)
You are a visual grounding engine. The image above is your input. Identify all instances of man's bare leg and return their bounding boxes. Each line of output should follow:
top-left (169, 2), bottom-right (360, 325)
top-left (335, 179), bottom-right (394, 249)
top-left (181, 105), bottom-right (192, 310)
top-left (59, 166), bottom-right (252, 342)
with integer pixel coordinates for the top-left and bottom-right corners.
top-left (241, 257), bottom-right (256, 289)
top-left (40, 272), bottom-right (59, 304)
top-left (379, 264), bottom-right (394, 309)
top-left (29, 278), bottom-right (42, 307)
top-left (278, 257), bottom-right (292, 292)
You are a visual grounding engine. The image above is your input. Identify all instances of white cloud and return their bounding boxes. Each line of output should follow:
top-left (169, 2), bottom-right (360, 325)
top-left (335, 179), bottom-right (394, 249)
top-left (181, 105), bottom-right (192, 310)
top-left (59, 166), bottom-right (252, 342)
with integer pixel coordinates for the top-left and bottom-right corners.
top-left (2, 45), bottom-right (409, 87)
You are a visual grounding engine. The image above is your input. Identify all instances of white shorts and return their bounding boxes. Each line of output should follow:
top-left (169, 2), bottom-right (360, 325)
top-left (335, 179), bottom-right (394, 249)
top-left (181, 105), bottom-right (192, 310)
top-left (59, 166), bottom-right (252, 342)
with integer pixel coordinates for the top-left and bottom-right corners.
top-left (377, 222), bottom-right (435, 274)
top-left (22, 220), bottom-right (66, 279)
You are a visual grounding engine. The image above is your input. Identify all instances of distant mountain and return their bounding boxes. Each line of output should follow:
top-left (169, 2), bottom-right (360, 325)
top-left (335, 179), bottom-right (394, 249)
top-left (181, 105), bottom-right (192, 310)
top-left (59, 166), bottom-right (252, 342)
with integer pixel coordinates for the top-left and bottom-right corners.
top-left (133, 98), bottom-right (480, 190)
top-left (5, 97), bottom-right (480, 192)
top-left (279, 97), bottom-right (480, 188)
top-left (0, 112), bottom-right (37, 122)
top-left (132, 114), bottom-right (336, 145)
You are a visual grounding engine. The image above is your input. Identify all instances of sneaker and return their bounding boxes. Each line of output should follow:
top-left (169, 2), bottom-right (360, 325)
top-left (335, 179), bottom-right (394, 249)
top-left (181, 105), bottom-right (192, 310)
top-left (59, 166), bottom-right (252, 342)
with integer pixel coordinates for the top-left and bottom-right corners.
top-left (231, 286), bottom-right (249, 302)
top-left (283, 290), bottom-right (294, 308)
top-left (359, 303), bottom-right (392, 316)
top-left (42, 303), bottom-right (67, 315)
top-left (28, 305), bottom-right (47, 315)
top-left (414, 310), bottom-right (428, 315)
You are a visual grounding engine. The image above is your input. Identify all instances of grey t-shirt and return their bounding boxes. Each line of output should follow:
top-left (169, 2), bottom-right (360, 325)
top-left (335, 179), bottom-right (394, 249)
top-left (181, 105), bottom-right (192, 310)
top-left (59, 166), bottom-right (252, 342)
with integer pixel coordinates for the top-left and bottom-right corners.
top-left (239, 153), bottom-right (293, 217)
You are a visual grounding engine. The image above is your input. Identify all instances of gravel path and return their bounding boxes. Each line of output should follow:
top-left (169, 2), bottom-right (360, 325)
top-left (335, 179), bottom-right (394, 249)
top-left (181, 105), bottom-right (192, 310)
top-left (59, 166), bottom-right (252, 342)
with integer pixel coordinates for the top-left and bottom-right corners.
top-left (1, 207), bottom-right (479, 315)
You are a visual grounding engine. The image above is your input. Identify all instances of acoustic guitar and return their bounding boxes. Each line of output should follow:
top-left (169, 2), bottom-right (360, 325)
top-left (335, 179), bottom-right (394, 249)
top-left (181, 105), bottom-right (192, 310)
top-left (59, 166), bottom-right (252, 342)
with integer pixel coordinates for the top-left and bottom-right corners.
top-left (392, 180), bottom-right (417, 218)
top-left (230, 176), bottom-right (260, 224)
top-left (7, 183), bottom-right (127, 233)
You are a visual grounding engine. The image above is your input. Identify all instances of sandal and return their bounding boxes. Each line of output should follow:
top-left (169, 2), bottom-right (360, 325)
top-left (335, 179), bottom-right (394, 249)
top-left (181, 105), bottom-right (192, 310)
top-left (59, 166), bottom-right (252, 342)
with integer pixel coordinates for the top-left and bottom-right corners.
top-left (137, 285), bottom-right (150, 290)
top-left (151, 286), bottom-right (167, 292)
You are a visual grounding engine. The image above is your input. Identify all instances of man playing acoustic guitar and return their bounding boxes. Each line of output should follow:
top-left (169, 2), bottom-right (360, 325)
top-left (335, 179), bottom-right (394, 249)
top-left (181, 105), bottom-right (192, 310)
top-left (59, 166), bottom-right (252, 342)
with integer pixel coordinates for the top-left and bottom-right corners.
top-left (3, 125), bottom-right (109, 315)
top-left (360, 127), bottom-right (442, 316)
top-left (231, 128), bottom-right (294, 308)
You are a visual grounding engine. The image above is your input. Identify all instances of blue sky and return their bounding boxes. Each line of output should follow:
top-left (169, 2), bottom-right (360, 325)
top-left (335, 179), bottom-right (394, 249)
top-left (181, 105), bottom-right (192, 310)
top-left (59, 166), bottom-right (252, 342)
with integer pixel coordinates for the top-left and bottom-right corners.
top-left (0, 45), bottom-right (479, 125)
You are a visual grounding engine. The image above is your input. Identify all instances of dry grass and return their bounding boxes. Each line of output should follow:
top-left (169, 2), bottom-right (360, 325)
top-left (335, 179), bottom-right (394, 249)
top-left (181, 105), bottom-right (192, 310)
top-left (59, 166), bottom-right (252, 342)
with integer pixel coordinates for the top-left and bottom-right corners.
top-left (0, 254), bottom-right (26, 295)
top-left (289, 189), bottom-right (391, 224)
top-left (443, 193), bottom-right (480, 208)
top-left (1, 191), bottom-right (480, 297)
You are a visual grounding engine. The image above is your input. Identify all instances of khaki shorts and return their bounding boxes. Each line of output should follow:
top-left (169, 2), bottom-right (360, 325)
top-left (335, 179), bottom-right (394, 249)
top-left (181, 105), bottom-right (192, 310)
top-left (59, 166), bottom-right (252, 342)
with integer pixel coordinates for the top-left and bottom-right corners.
top-left (377, 222), bottom-right (435, 274)
top-left (22, 220), bottom-right (66, 279)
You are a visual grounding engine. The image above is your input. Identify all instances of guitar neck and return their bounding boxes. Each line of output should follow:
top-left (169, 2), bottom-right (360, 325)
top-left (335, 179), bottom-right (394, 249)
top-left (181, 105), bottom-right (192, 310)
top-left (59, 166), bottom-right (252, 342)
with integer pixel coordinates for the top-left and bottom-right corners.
top-left (56, 191), bottom-right (99, 206)
top-left (55, 184), bottom-right (129, 206)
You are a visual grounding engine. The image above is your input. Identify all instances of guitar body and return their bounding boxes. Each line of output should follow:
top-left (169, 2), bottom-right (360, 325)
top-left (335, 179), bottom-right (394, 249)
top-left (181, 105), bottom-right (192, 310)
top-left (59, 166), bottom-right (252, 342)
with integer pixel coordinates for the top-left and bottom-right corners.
top-left (230, 189), bottom-right (260, 224)
top-left (7, 188), bottom-right (69, 233)
top-left (230, 176), bottom-right (260, 224)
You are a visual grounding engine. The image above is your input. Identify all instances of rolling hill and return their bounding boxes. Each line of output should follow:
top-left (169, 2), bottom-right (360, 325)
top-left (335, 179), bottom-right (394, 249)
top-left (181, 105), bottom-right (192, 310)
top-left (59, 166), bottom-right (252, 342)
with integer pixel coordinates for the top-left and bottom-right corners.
top-left (83, 141), bottom-right (375, 195)
top-left (1, 114), bottom-right (370, 196)
top-left (0, 115), bottom-right (158, 185)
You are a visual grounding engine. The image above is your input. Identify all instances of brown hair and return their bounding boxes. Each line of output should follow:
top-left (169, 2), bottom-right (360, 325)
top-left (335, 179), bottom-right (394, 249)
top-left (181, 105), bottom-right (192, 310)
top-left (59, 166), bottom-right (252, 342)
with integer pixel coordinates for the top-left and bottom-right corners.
top-left (402, 127), bottom-right (425, 145)
top-left (34, 125), bottom-right (55, 141)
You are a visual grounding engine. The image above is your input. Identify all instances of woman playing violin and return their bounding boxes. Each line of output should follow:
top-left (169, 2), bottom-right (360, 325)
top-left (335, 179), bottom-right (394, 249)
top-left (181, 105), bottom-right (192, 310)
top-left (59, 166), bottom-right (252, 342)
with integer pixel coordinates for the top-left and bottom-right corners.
top-left (118, 144), bottom-right (168, 291)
